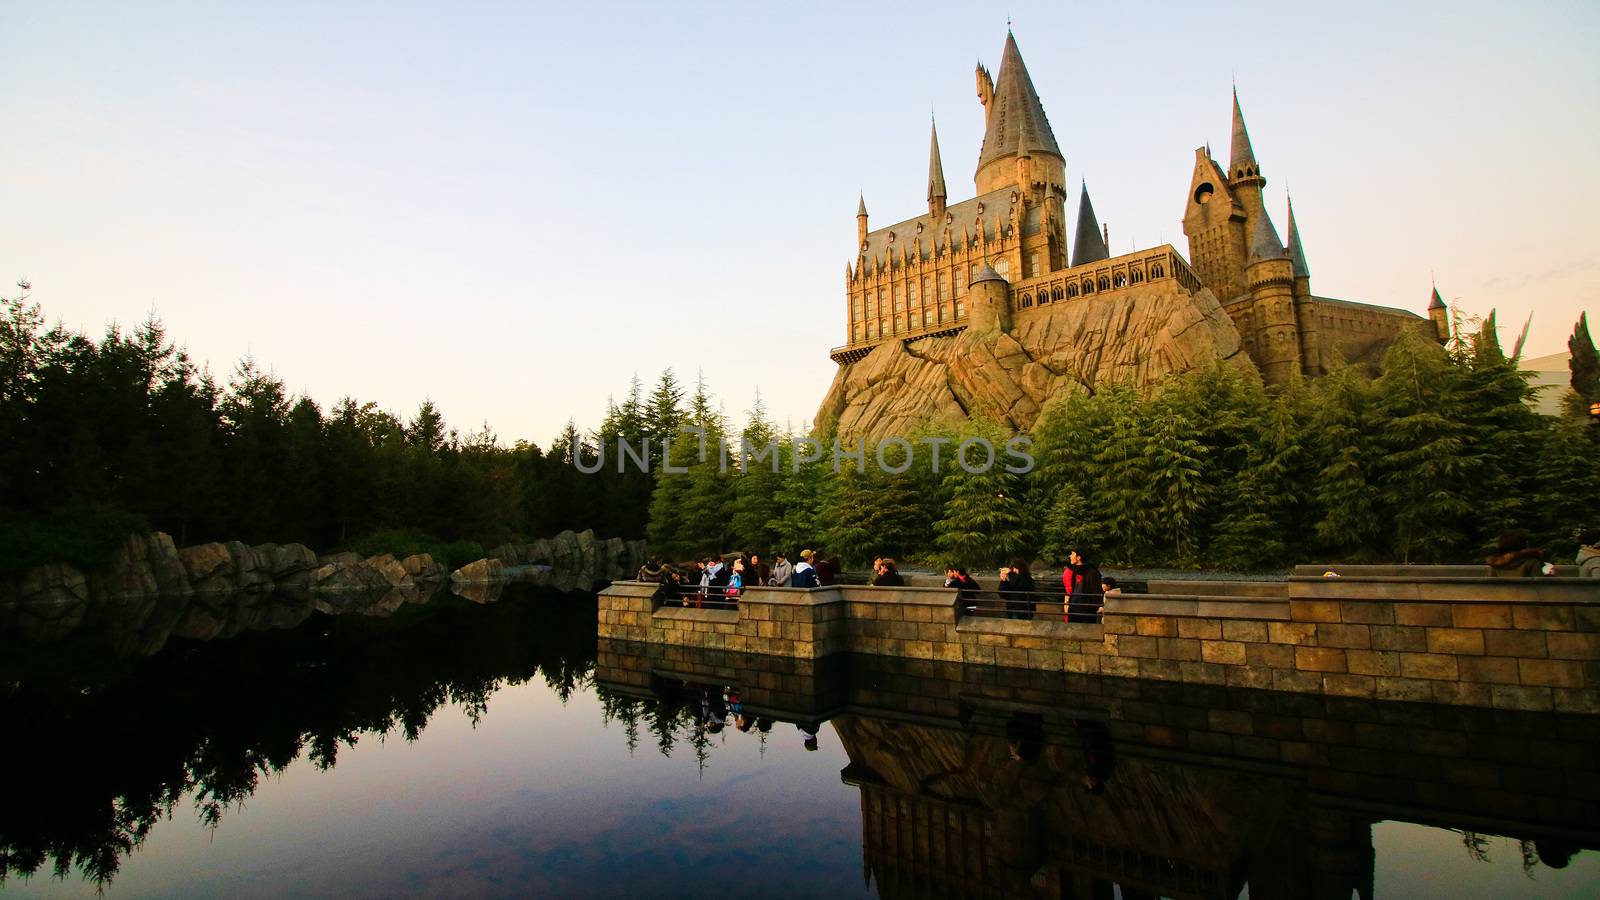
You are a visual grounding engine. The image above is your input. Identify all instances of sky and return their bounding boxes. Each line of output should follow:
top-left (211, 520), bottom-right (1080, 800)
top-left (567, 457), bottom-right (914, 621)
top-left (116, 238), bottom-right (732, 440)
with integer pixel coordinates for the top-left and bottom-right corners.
top-left (3, 1), bottom-right (1597, 446)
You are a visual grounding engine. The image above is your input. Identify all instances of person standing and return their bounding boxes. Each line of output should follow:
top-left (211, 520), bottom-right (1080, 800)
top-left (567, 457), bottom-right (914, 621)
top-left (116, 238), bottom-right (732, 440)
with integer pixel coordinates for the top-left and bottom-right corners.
top-left (815, 552), bottom-right (838, 586)
top-left (769, 552), bottom-right (794, 587)
top-left (791, 550), bottom-right (820, 588)
top-left (1574, 529), bottom-right (1599, 578)
top-left (999, 560), bottom-right (1036, 620)
top-left (872, 558), bottom-right (905, 586)
top-left (1062, 549), bottom-right (1103, 623)
top-left (748, 553), bottom-right (771, 588)
top-left (726, 558), bottom-right (745, 601)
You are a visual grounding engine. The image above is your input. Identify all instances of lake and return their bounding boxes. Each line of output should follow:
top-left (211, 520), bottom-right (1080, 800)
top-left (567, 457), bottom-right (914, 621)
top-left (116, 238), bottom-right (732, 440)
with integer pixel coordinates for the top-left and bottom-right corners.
top-left (1, 587), bottom-right (1595, 898)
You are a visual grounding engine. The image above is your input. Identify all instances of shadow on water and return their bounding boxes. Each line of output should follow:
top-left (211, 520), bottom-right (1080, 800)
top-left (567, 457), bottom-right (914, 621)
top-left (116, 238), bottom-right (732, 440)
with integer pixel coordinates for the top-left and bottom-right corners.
top-left (0, 585), bottom-right (598, 887)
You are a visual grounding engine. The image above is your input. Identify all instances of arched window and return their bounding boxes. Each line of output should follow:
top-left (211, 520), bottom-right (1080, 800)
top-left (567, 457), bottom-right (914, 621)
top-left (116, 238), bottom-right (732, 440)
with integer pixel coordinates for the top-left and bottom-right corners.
top-left (1020, 293), bottom-right (1033, 308)
top-left (1129, 269), bottom-right (1144, 284)
top-left (1151, 264), bottom-right (1165, 278)
top-left (1082, 280), bottom-right (1094, 294)
top-left (1067, 283), bottom-right (1079, 298)
top-left (1113, 272), bottom-right (1127, 288)
top-left (1097, 275), bottom-right (1110, 291)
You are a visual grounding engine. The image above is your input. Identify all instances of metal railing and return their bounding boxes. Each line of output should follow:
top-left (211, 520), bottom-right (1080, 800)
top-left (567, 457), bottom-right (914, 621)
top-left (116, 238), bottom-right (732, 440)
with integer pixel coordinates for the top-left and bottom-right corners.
top-left (956, 588), bottom-right (1105, 623)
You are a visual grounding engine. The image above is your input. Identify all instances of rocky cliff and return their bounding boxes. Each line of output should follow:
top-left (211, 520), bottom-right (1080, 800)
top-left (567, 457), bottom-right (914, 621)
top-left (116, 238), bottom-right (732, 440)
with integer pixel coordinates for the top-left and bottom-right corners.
top-left (816, 285), bottom-right (1248, 442)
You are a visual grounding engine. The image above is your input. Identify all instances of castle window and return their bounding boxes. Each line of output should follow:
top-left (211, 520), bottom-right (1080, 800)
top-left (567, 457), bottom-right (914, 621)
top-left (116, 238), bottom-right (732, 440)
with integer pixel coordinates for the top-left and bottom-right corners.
top-left (995, 258), bottom-right (1010, 279)
top-left (1113, 272), bottom-right (1127, 288)
top-left (955, 298), bottom-right (965, 318)
top-left (1081, 280), bottom-right (1094, 294)
top-left (853, 324), bottom-right (863, 340)
top-left (893, 286), bottom-right (903, 311)
top-left (1052, 287), bottom-right (1063, 302)
top-left (1097, 275), bottom-right (1110, 291)
top-left (1020, 293), bottom-right (1033, 308)
top-left (1029, 252), bottom-right (1042, 278)
top-left (938, 272), bottom-right (948, 299)
top-left (1151, 264), bottom-right (1165, 278)
top-left (1130, 269), bottom-right (1144, 284)
top-left (911, 310), bottom-right (921, 328)
top-left (1067, 283), bottom-right (1078, 298)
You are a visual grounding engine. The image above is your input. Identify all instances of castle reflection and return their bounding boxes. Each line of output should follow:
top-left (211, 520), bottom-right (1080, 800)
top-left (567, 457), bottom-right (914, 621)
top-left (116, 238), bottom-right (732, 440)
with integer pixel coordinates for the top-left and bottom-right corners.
top-left (597, 640), bottom-right (1598, 900)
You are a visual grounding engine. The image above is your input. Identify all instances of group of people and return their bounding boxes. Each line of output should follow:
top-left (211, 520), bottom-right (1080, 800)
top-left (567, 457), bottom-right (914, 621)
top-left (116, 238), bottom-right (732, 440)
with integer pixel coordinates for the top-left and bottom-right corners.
top-left (944, 548), bottom-right (1116, 623)
top-left (1489, 529), bottom-right (1600, 578)
top-left (637, 549), bottom-right (847, 606)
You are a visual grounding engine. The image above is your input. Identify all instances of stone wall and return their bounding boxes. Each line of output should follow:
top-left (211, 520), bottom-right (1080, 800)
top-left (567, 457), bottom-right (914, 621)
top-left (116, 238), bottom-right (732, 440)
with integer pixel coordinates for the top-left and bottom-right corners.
top-left (597, 574), bottom-right (1600, 712)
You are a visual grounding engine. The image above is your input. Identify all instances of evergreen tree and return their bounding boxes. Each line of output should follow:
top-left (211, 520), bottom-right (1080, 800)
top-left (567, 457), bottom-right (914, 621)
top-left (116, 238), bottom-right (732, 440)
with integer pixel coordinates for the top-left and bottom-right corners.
top-left (645, 368), bottom-right (685, 470)
top-left (769, 434), bottom-right (833, 555)
top-left (932, 425), bottom-right (1035, 568)
top-left (729, 391), bottom-right (781, 551)
top-left (1310, 363), bottom-right (1388, 559)
top-left (1569, 312), bottom-right (1599, 403)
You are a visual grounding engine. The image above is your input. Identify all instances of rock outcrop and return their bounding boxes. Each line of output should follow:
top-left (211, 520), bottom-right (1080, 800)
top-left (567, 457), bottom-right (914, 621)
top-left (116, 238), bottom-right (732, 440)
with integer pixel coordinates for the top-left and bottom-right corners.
top-left (491, 529), bottom-right (649, 593)
top-left (816, 285), bottom-right (1248, 442)
top-left (451, 558), bottom-right (507, 583)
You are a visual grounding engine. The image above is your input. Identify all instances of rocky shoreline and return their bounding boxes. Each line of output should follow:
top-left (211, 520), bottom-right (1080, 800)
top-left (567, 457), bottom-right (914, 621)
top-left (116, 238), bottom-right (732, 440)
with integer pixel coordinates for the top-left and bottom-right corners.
top-left (1, 529), bottom-right (647, 651)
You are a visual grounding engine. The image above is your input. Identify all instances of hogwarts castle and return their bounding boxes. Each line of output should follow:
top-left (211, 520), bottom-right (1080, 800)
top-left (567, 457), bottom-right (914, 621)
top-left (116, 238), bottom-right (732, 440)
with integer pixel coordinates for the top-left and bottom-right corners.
top-left (818, 31), bottom-right (1447, 440)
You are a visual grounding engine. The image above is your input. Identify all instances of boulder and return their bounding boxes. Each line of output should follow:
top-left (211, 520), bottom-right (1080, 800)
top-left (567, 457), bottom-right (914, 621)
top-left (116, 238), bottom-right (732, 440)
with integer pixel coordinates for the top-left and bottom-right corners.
top-left (450, 558), bottom-right (507, 583)
top-left (450, 578), bottom-right (505, 604)
top-left (318, 551), bottom-right (361, 568)
top-left (15, 562), bottom-right (91, 642)
top-left (400, 553), bottom-right (444, 581)
top-left (256, 542), bottom-right (319, 590)
top-left (225, 542), bottom-right (274, 592)
top-left (489, 542), bottom-right (527, 566)
top-left (363, 554), bottom-right (413, 588)
top-left (308, 559), bottom-right (390, 593)
top-left (525, 537), bottom-right (554, 565)
top-left (179, 542), bottom-right (235, 592)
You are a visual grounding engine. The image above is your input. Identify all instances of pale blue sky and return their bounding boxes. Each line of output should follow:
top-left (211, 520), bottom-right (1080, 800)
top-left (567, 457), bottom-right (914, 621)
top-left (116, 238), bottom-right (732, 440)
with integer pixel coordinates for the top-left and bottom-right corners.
top-left (3, 1), bottom-right (1596, 445)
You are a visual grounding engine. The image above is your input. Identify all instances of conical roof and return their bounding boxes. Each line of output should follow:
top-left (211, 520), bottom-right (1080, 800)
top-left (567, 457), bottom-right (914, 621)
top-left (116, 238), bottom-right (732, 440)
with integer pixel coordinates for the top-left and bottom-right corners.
top-left (1429, 286), bottom-right (1446, 310)
top-left (1247, 207), bottom-right (1288, 264)
top-left (971, 260), bottom-right (1006, 285)
top-left (976, 33), bottom-right (1062, 173)
top-left (1229, 87), bottom-right (1260, 178)
top-left (1071, 181), bottom-right (1109, 267)
top-left (1286, 196), bottom-right (1310, 277)
top-left (927, 119), bottom-right (947, 202)
top-left (857, 193), bottom-right (868, 217)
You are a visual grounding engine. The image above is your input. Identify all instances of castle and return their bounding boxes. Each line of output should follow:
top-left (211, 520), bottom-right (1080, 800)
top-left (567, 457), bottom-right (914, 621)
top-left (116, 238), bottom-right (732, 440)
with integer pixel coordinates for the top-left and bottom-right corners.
top-left (830, 30), bottom-right (1447, 389)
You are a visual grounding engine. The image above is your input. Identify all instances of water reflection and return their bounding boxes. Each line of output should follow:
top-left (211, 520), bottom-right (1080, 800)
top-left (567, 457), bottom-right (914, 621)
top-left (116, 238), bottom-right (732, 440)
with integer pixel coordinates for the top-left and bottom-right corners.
top-left (2, 592), bottom-right (1596, 897)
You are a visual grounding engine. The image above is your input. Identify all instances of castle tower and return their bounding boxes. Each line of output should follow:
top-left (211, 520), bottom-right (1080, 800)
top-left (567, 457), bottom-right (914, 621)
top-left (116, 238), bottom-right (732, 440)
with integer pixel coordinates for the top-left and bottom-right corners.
top-left (857, 194), bottom-right (869, 248)
top-left (1245, 206), bottom-right (1302, 383)
top-left (1428, 286), bottom-right (1450, 344)
top-left (973, 32), bottom-right (1065, 195)
top-left (1285, 196), bottom-right (1322, 375)
top-left (1071, 181), bottom-right (1109, 267)
top-left (928, 119), bottom-right (947, 221)
top-left (1182, 145), bottom-right (1248, 301)
top-left (967, 261), bottom-right (1012, 333)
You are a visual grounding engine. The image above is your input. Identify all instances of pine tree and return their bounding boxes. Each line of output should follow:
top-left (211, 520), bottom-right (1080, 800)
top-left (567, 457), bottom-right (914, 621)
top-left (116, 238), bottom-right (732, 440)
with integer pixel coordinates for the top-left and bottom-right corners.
top-left (645, 368), bottom-right (685, 470)
top-left (769, 434), bottom-right (833, 555)
top-left (729, 391), bottom-right (781, 551)
top-left (932, 439), bottom-right (1035, 569)
top-left (1569, 312), bottom-right (1599, 403)
top-left (1311, 363), bottom-right (1388, 559)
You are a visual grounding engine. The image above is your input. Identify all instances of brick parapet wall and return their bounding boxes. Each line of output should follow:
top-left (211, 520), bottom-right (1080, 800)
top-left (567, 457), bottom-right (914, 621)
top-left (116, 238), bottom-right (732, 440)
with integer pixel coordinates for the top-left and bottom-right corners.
top-left (598, 576), bottom-right (1600, 711)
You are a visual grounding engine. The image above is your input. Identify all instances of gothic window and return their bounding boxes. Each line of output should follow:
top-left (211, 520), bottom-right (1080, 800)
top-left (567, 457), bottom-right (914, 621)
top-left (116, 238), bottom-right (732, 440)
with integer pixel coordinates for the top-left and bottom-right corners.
top-left (1030, 252), bottom-right (1042, 278)
top-left (1097, 275), bottom-right (1110, 291)
top-left (1113, 272), bottom-right (1127, 288)
top-left (1151, 263), bottom-right (1165, 278)
top-left (853, 324), bottom-right (863, 340)
top-left (852, 297), bottom-right (863, 320)
top-left (1020, 293), bottom-right (1033, 308)
top-left (995, 258), bottom-right (1010, 279)
top-left (893, 286), bottom-right (903, 312)
top-left (1130, 268), bottom-right (1144, 284)
top-left (911, 310), bottom-right (922, 328)
top-left (1067, 283), bottom-right (1078, 298)
top-left (1082, 280), bottom-right (1094, 294)
top-left (938, 272), bottom-right (948, 300)
top-left (955, 298), bottom-right (965, 318)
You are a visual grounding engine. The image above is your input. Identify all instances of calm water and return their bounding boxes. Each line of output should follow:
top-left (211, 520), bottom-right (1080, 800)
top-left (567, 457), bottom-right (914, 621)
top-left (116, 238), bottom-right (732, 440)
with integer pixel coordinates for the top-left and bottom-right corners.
top-left (1, 588), bottom-right (1596, 898)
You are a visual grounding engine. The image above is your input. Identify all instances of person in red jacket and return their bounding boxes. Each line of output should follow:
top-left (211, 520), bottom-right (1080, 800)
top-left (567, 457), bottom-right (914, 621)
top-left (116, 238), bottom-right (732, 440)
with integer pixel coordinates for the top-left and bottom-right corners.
top-left (1061, 548), bottom-right (1103, 623)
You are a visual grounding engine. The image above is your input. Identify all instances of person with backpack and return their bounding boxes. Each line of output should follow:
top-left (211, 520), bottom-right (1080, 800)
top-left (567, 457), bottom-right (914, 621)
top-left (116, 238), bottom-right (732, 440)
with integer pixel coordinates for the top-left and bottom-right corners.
top-left (791, 550), bottom-right (820, 588)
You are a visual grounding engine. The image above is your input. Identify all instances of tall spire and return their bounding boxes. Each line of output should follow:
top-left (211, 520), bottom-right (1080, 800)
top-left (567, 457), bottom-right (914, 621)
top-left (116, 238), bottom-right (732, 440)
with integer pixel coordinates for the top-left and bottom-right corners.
top-left (927, 118), bottom-right (947, 206)
top-left (1247, 205), bottom-right (1288, 264)
top-left (1229, 86), bottom-right (1260, 180)
top-left (1071, 181), bottom-right (1109, 267)
top-left (857, 193), bottom-right (868, 218)
top-left (1429, 285), bottom-right (1446, 310)
top-left (1285, 195), bottom-right (1310, 278)
top-left (975, 32), bottom-right (1062, 175)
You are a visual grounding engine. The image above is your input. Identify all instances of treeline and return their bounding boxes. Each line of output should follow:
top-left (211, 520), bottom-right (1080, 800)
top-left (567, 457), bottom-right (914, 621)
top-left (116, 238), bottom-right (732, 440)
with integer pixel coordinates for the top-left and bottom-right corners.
top-left (643, 319), bottom-right (1600, 571)
top-left (0, 282), bottom-right (659, 574)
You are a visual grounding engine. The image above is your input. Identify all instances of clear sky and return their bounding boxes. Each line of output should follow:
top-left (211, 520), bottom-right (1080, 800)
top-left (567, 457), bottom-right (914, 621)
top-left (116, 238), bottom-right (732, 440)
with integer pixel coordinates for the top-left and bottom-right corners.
top-left (3, 1), bottom-right (1596, 446)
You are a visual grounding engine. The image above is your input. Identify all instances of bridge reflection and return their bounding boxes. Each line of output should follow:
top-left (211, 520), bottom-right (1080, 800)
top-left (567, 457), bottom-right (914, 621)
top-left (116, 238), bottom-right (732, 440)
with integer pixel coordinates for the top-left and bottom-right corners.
top-left (597, 639), bottom-right (1598, 900)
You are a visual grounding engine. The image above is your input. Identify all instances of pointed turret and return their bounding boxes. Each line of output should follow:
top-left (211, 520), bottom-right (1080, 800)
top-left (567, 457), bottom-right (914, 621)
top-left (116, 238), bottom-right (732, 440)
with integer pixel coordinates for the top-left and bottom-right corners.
top-left (975, 32), bottom-right (1063, 193)
top-left (1428, 284), bottom-right (1450, 345)
top-left (856, 193), bottom-right (868, 248)
top-left (927, 119), bottom-right (947, 219)
top-left (1286, 196), bottom-right (1310, 278)
top-left (1247, 206), bottom-right (1288, 264)
top-left (1429, 285), bottom-right (1446, 310)
top-left (1229, 87), bottom-right (1262, 182)
top-left (1071, 181), bottom-right (1108, 267)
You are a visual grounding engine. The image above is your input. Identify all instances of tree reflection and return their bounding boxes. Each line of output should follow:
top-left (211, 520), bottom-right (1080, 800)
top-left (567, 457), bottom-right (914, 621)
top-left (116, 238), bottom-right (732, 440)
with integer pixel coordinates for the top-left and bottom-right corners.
top-left (0, 588), bottom-right (598, 887)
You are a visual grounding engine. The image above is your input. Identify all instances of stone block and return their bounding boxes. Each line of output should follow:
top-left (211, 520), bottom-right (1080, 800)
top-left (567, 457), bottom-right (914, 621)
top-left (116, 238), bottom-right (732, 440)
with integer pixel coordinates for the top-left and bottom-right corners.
top-left (1177, 619), bottom-right (1222, 640)
top-left (1457, 656), bottom-right (1520, 685)
top-left (1450, 604), bottom-right (1513, 630)
top-left (1180, 661), bottom-right (1229, 685)
top-left (1247, 643), bottom-right (1295, 669)
top-left (1158, 637), bottom-right (1202, 661)
top-left (1552, 688), bottom-right (1600, 714)
top-left (1273, 669), bottom-right (1322, 693)
top-left (1226, 666), bottom-right (1274, 689)
top-left (1268, 622), bottom-right (1317, 645)
top-left (1395, 603), bottom-right (1453, 627)
top-left (1512, 605), bottom-right (1575, 631)
top-left (1102, 615), bottom-right (1136, 635)
top-left (1340, 601), bottom-right (1395, 625)
top-left (1201, 640), bottom-right (1247, 665)
top-left (1490, 684), bottom-right (1554, 712)
top-left (1289, 599), bottom-right (1342, 623)
top-left (1375, 677), bottom-right (1436, 703)
top-left (1316, 623), bottom-right (1372, 649)
top-left (1545, 632), bottom-right (1600, 660)
top-left (1482, 629), bottom-right (1547, 658)
top-left (1222, 620), bottom-right (1270, 643)
top-left (1135, 616), bottom-right (1177, 637)
top-left (1518, 658), bottom-right (1583, 688)
top-left (1346, 650), bottom-right (1402, 677)
top-left (1100, 656), bottom-right (1139, 678)
top-left (1399, 652), bottom-right (1459, 681)
top-left (1574, 606), bottom-right (1600, 633)
top-left (1323, 674), bottom-right (1377, 698)
top-left (1369, 625), bottom-right (1429, 652)
top-left (1426, 628), bottom-right (1485, 655)
top-left (1295, 646), bottom-right (1347, 673)
top-left (1138, 658), bottom-right (1183, 681)
top-left (1430, 681), bottom-right (1492, 707)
